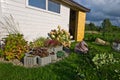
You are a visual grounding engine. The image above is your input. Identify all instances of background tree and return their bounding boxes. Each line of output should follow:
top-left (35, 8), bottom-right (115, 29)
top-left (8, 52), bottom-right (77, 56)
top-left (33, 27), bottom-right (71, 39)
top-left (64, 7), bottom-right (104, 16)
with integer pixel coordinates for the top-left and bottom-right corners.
top-left (102, 18), bottom-right (112, 32)
top-left (85, 22), bottom-right (98, 31)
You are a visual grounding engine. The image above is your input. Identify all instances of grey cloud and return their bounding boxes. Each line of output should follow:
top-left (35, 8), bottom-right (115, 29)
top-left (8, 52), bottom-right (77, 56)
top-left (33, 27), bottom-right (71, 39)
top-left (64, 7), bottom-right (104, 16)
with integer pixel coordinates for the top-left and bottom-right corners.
top-left (74, 0), bottom-right (120, 26)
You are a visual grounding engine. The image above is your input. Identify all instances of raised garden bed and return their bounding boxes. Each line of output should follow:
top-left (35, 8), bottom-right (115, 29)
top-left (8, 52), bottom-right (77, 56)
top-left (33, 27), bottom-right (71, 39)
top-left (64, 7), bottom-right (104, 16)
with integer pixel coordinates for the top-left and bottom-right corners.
top-left (53, 46), bottom-right (63, 53)
top-left (38, 56), bottom-right (51, 66)
top-left (50, 52), bottom-right (57, 61)
top-left (24, 55), bottom-right (40, 67)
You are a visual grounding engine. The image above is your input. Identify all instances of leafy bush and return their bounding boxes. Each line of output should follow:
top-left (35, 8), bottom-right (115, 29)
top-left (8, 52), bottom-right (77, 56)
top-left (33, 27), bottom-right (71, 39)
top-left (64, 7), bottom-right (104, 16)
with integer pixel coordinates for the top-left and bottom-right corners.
top-left (30, 37), bottom-right (46, 48)
top-left (85, 32), bottom-right (120, 43)
top-left (84, 33), bottom-right (102, 41)
top-left (48, 26), bottom-right (71, 47)
top-left (3, 33), bottom-right (28, 60)
top-left (92, 53), bottom-right (119, 69)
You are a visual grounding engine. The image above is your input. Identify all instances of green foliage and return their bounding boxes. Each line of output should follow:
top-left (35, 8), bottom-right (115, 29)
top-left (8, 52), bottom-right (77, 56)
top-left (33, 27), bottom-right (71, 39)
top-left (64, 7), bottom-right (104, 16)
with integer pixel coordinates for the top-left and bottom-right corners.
top-left (56, 51), bottom-right (65, 58)
top-left (85, 18), bottom-right (120, 33)
top-left (102, 18), bottom-right (112, 32)
top-left (85, 22), bottom-right (99, 31)
top-left (92, 53), bottom-right (118, 69)
top-left (0, 41), bottom-right (120, 80)
top-left (0, 49), bottom-right (3, 57)
top-left (48, 26), bottom-right (71, 47)
top-left (3, 33), bottom-right (28, 60)
top-left (31, 37), bottom-right (46, 48)
top-left (84, 33), bottom-right (103, 41)
top-left (73, 67), bottom-right (86, 80)
top-left (84, 32), bottom-right (120, 43)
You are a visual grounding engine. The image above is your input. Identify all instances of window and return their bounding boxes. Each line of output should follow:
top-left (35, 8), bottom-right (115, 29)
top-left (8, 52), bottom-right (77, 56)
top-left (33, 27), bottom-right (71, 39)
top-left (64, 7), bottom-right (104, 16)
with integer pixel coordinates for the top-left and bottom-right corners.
top-left (48, 0), bottom-right (60, 13)
top-left (29, 0), bottom-right (46, 9)
top-left (28, 0), bottom-right (60, 14)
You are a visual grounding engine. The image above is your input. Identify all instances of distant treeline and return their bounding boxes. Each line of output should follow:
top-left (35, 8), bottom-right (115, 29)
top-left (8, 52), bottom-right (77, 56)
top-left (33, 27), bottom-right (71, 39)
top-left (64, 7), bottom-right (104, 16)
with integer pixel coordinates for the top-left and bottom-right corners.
top-left (85, 18), bottom-right (120, 32)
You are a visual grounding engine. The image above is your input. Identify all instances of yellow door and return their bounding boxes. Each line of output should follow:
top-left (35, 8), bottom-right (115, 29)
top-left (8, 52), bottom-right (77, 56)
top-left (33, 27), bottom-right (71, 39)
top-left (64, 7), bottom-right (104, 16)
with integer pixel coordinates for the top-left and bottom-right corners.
top-left (75, 11), bottom-right (86, 42)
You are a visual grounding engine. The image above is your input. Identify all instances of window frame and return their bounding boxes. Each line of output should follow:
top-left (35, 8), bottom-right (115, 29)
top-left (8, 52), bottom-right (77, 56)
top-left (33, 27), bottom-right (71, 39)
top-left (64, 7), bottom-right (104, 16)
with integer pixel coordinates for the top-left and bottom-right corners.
top-left (48, 0), bottom-right (61, 13)
top-left (26, 0), bottom-right (61, 15)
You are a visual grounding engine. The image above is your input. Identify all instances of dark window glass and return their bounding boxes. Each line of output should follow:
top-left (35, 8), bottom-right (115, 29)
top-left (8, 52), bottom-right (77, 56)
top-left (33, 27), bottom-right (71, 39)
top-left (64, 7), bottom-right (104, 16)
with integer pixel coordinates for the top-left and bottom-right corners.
top-left (48, 0), bottom-right (60, 13)
top-left (29, 0), bottom-right (46, 9)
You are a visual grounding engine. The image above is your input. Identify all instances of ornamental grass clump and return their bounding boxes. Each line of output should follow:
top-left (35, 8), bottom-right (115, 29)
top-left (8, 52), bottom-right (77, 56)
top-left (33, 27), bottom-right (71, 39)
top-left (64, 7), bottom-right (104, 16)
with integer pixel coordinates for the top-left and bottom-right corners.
top-left (48, 26), bottom-right (71, 47)
top-left (0, 15), bottom-right (29, 60)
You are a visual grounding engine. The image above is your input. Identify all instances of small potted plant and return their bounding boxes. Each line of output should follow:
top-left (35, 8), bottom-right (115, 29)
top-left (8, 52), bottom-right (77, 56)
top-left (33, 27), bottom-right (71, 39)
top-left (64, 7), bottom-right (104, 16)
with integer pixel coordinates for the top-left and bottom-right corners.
top-left (56, 51), bottom-right (65, 58)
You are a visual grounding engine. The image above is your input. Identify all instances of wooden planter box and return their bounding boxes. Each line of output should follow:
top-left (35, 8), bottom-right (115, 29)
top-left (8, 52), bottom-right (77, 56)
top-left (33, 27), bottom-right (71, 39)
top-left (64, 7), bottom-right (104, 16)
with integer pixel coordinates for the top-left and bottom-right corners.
top-left (24, 56), bottom-right (40, 67)
top-left (38, 56), bottom-right (51, 66)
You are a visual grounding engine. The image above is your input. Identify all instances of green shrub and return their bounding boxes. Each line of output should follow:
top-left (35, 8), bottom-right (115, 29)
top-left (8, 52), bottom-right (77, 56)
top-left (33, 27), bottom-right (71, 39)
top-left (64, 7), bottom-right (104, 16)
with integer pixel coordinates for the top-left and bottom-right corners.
top-left (84, 33), bottom-right (102, 41)
top-left (31, 37), bottom-right (46, 48)
top-left (3, 33), bottom-right (28, 60)
top-left (92, 53), bottom-right (119, 69)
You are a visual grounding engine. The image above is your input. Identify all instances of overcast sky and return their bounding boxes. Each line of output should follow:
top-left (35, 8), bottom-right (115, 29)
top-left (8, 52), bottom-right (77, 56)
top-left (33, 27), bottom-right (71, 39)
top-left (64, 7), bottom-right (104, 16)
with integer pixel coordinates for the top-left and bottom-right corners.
top-left (74, 0), bottom-right (120, 26)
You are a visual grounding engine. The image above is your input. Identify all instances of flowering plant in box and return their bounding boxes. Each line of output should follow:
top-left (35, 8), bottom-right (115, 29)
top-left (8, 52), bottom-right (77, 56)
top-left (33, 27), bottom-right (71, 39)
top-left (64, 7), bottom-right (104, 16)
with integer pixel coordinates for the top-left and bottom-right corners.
top-left (44, 39), bottom-right (61, 47)
top-left (48, 26), bottom-right (71, 47)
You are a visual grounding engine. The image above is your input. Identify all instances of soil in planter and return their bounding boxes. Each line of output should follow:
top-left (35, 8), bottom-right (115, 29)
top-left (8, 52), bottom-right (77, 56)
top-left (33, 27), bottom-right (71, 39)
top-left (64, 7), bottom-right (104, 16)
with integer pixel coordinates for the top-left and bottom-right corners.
top-left (50, 52), bottom-right (55, 55)
top-left (32, 47), bottom-right (49, 57)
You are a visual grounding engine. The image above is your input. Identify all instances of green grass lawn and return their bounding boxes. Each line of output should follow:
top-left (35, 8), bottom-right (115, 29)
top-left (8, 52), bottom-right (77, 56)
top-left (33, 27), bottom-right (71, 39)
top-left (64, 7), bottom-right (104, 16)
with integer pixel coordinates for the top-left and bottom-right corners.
top-left (0, 42), bottom-right (120, 80)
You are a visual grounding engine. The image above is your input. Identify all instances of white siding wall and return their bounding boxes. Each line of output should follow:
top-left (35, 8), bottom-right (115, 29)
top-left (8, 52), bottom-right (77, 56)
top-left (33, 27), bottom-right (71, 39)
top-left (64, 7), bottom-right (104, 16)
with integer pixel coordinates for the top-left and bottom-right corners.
top-left (0, 0), bottom-right (6, 39)
top-left (0, 0), bottom-right (2, 16)
top-left (0, 0), bottom-right (70, 41)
